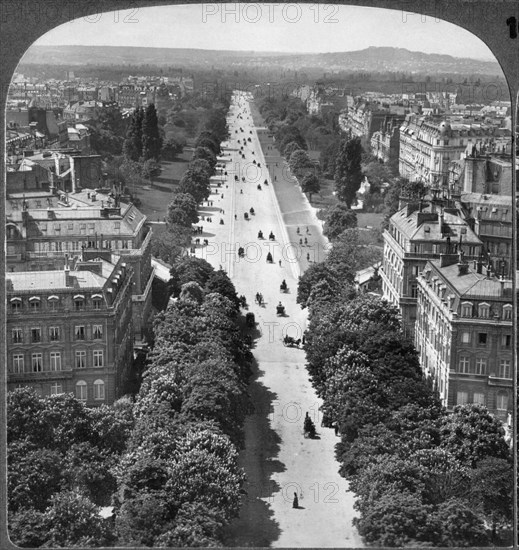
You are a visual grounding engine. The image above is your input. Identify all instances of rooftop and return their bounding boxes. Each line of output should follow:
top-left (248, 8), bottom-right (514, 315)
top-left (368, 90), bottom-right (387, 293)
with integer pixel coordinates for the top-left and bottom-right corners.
top-left (425, 259), bottom-right (512, 300)
top-left (7, 268), bottom-right (107, 293)
top-left (392, 204), bottom-right (481, 244)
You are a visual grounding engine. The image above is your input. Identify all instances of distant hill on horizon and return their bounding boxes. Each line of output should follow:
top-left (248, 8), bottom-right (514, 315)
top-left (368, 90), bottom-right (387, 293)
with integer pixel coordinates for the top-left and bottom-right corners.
top-left (19, 45), bottom-right (502, 76)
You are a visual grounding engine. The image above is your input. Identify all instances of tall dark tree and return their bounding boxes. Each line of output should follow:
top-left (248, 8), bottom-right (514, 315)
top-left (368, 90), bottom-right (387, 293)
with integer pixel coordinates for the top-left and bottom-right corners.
top-left (178, 167), bottom-right (211, 204)
top-left (192, 146), bottom-right (217, 171)
top-left (334, 137), bottom-right (363, 207)
top-left (141, 104), bottom-right (163, 161)
top-left (301, 173), bottom-right (321, 200)
top-left (166, 193), bottom-right (199, 227)
top-left (123, 107), bottom-right (144, 162)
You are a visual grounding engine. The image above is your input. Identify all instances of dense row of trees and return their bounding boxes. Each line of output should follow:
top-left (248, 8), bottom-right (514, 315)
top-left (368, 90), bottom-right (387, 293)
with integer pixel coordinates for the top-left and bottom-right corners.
top-left (298, 236), bottom-right (512, 546)
top-left (151, 107), bottom-right (229, 265)
top-left (8, 257), bottom-right (252, 547)
top-left (113, 257), bottom-right (250, 546)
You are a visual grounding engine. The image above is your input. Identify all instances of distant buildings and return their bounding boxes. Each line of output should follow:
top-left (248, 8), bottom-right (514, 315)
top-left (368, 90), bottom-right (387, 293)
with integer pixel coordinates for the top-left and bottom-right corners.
top-left (370, 117), bottom-right (401, 165)
top-left (415, 254), bottom-right (513, 420)
top-left (339, 99), bottom-right (407, 144)
top-left (399, 114), bottom-right (511, 186)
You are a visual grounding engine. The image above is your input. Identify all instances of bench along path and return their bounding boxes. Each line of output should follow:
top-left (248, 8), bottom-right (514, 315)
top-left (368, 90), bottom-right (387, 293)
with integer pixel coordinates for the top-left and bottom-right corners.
top-left (195, 92), bottom-right (362, 547)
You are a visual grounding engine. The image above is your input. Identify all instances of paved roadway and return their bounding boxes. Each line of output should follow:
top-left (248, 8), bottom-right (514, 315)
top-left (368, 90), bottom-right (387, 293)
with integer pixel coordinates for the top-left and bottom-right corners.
top-left (191, 92), bottom-right (362, 548)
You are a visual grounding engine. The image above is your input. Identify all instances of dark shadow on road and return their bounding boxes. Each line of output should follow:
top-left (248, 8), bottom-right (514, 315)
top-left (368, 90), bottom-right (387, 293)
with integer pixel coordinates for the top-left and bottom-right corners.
top-left (223, 356), bottom-right (284, 547)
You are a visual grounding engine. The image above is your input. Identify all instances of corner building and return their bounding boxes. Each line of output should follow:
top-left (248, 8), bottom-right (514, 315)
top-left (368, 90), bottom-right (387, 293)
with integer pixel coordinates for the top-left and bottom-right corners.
top-left (381, 200), bottom-right (482, 336)
top-left (6, 255), bottom-right (134, 405)
top-left (415, 256), bottom-right (513, 420)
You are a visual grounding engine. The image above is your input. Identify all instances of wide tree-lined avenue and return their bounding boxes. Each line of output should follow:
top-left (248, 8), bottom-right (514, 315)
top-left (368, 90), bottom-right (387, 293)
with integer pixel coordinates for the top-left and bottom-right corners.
top-left (191, 92), bottom-right (362, 547)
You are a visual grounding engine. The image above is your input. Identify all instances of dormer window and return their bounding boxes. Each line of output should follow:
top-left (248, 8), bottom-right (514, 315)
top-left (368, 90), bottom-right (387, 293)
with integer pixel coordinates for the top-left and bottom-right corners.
top-left (503, 305), bottom-right (512, 321)
top-left (29, 297), bottom-right (41, 311)
top-left (461, 301), bottom-right (473, 317)
top-left (478, 302), bottom-right (490, 319)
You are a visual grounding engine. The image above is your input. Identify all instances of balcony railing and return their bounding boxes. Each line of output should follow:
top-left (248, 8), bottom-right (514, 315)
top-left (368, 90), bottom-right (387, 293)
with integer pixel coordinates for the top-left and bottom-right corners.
top-left (8, 369), bottom-right (74, 382)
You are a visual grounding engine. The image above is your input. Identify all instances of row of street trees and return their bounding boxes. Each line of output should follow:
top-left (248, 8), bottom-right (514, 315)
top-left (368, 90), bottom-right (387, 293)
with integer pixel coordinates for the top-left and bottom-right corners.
top-left (258, 98), bottom-right (322, 199)
top-left (113, 257), bottom-right (251, 546)
top-left (151, 107), bottom-right (229, 266)
top-left (297, 233), bottom-right (512, 546)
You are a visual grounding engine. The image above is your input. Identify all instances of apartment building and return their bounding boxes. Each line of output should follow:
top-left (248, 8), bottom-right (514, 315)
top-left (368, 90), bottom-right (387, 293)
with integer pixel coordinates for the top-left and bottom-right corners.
top-left (399, 113), bottom-right (510, 186)
top-left (6, 254), bottom-right (134, 405)
top-left (6, 187), bottom-right (154, 341)
top-left (381, 200), bottom-right (482, 335)
top-left (415, 255), bottom-right (513, 420)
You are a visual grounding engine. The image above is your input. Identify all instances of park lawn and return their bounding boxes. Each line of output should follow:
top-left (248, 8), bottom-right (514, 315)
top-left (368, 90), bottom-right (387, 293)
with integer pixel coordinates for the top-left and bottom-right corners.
top-left (133, 149), bottom-right (192, 221)
top-left (357, 212), bottom-right (385, 230)
top-left (132, 185), bottom-right (173, 221)
top-left (309, 177), bottom-right (338, 211)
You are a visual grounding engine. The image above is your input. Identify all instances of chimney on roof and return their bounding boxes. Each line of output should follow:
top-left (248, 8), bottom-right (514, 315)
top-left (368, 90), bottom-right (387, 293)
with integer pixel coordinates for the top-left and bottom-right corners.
top-left (457, 261), bottom-right (469, 276)
top-left (438, 209), bottom-right (444, 237)
top-left (64, 255), bottom-right (74, 287)
top-left (499, 277), bottom-right (505, 295)
top-left (476, 257), bottom-right (483, 274)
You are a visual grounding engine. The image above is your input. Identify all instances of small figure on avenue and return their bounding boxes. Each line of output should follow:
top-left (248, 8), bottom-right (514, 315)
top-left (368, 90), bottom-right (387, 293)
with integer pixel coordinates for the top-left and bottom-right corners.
top-left (304, 238), bottom-right (308, 245)
top-left (306, 253), bottom-right (310, 261)
top-left (292, 492), bottom-right (299, 509)
top-left (304, 412), bottom-right (316, 438)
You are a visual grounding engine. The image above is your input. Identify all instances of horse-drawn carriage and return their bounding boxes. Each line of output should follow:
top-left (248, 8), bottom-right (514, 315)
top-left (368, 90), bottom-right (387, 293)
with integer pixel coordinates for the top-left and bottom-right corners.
top-left (244, 212), bottom-right (249, 220)
top-left (258, 230), bottom-right (264, 239)
top-left (283, 335), bottom-right (301, 347)
top-left (238, 247), bottom-right (245, 258)
top-left (280, 280), bottom-right (288, 293)
top-left (250, 207), bottom-right (255, 215)
top-left (266, 252), bottom-right (274, 263)
top-left (276, 302), bottom-right (285, 316)
top-left (269, 232), bottom-right (275, 241)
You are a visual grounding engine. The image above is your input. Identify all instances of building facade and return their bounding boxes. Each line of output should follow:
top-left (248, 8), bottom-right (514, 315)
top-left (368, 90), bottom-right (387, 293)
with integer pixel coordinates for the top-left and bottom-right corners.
top-left (414, 256), bottom-right (513, 420)
top-left (399, 114), bottom-right (510, 187)
top-left (370, 117), bottom-right (400, 165)
top-left (381, 200), bottom-right (482, 335)
top-left (6, 255), bottom-right (134, 405)
top-left (6, 187), bottom-right (154, 341)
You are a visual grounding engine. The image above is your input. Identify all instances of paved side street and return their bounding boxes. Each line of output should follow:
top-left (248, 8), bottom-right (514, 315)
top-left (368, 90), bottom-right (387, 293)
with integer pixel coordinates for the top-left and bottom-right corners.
top-left (192, 92), bottom-right (362, 547)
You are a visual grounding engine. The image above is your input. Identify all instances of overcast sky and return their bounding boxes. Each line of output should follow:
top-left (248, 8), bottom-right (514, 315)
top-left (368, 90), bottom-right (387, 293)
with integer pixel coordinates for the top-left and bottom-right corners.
top-left (33, 4), bottom-right (496, 61)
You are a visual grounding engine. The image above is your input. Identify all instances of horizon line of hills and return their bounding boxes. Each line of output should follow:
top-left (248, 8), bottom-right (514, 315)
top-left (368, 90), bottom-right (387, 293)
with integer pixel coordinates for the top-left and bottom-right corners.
top-left (20, 45), bottom-right (500, 76)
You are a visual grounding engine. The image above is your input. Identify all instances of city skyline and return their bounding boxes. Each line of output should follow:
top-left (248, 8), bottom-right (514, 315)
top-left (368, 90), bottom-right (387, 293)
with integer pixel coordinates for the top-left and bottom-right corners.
top-left (31, 4), bottom-right (497, 61)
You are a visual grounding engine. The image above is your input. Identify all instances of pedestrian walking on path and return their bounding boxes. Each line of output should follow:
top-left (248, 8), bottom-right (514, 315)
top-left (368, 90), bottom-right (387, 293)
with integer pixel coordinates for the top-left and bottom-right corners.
top-left (292, 492), bottom-right (299, 509)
